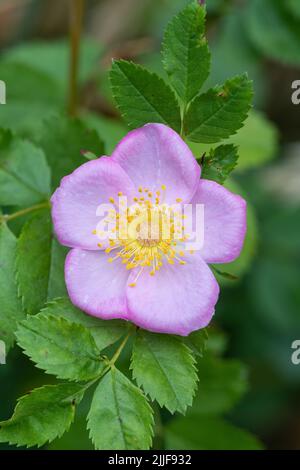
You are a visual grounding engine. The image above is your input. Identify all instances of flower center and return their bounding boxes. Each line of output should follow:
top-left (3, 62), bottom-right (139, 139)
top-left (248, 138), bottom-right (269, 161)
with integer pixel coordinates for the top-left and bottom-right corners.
top-left (93, 185), bottom-right (193, 287)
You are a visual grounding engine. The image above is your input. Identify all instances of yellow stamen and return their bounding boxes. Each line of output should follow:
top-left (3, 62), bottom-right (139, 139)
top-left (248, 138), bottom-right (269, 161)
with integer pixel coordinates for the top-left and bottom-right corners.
top-left (102, 185), bottom-right (193, 286)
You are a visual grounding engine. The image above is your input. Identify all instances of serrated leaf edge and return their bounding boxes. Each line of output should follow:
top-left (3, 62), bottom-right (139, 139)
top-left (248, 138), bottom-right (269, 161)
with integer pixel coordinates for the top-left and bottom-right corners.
top-left (130, 335), bottom-right (198, 415)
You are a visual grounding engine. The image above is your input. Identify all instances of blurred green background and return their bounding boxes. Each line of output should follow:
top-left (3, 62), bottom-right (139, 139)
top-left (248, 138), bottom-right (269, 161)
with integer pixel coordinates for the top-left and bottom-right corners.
top-left (0, 0), bottom-right (300, 450)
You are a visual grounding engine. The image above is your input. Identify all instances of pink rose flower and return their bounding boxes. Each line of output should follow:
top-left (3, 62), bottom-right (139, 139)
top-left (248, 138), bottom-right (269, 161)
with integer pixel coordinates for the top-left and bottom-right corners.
top-left (51, 124), bottom-right (246, 336)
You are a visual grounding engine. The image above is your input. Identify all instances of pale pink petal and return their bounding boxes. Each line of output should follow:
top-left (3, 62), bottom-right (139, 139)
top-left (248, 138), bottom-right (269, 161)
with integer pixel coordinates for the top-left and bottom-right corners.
top-left (111, 123), bottom-right (200, 204)
top-left (51, 158), bottom-right (135, 250)
top-left (190, 179), bottom-right (247, 263)
top-left (65, 248), bottom-right (130, 319)
top-left (126, 254), bottom-right (219, 336)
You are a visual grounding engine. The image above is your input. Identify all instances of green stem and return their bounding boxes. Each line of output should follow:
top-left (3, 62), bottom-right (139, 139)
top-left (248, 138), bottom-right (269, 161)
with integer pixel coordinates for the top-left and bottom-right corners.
top-left (68, 0), bottom-right (85, 116)
top-left (109, 330), bottom-right (133, 366)
top-left (82, 330), bottom-right (133, 392)
top-left (0, 201), bottom-right (50, 223)
top-left (82, 367), bottom-right (110, 392)
top-left (63, 329), bottom-right (136, 406)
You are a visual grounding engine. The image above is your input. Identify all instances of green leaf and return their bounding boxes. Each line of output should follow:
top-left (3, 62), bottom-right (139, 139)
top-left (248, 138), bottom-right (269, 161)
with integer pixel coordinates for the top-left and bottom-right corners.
top-left (212, 267), bottom-right (238, 281)
top-left (82, 113), bottom-right (127, 154)
top-left (183, 328), bottom-right (208, 358)
top-left (185, 74), bottom-right (253, 143)
top-left (40, 297), bottom-right (127, 351)
top-left (189, 357), bottom-right (248, 415)
top-left (0, 129), bottom-right (51, 206)
top-left (0, 62), bottom-right (62, 105)
top-left (0, 39), bottom-right (102, 137)
top-left (46, 240), bottom-right (68, 301)
top-left (0, 223), bottom-right (24, 350)
top-left (15, 210), bottom-right (51, 316)
top-left (48, 414), bottom-right (94, 450)
top-left (0, 63), bottom-right (61, 136)
top-left (131, 331), bottom-right (198, 414)
top-left (15, 209), bottom-right (67, 315)
top-left (82, 151), bottom-right (97, 160)
top-left (212, 266), bottom-right (238, 281)
top-left (165, 416), bottom-right (263, 450)
top-left (87, 367), bottom-right (154, 450)
top-left (0, 105), bottom-right (56, 139)
top-left (162, 1), bottom-right (210, 105)
top-left (189, 110), bottom-right (279, 172)
top-left (16, 314), bottom-right (105, 381)
top-left (35, 114), bottom-right (104, 189)
top-left (110, 60), bottom-right (181, 132)
top-left (3, 39), bottom-right (102, 92)
top-left (0, 383), bottom-right (84, 448)
top-left (200, 144), bottom-right (238, 184)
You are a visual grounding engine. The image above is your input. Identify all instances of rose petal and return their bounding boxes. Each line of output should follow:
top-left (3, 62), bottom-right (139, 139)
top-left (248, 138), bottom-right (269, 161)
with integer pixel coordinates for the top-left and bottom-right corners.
top-left (126, 254), bottom-right (219, 336)
top-left (111, 123), bottom-right (200, 203)
top-left (51, 157), bottom-right (135, 250)
top-left (65, 248), bottom-right (130, 319)
top-left (190, 179), bottom-right (247, 263)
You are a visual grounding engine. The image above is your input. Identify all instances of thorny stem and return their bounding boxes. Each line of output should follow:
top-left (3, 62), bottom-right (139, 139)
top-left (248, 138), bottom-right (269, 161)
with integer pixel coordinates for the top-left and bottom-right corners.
top-left (68, 0), bottom-right (85, 116)
top-left (0, 201), bottom-right (50, 223)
